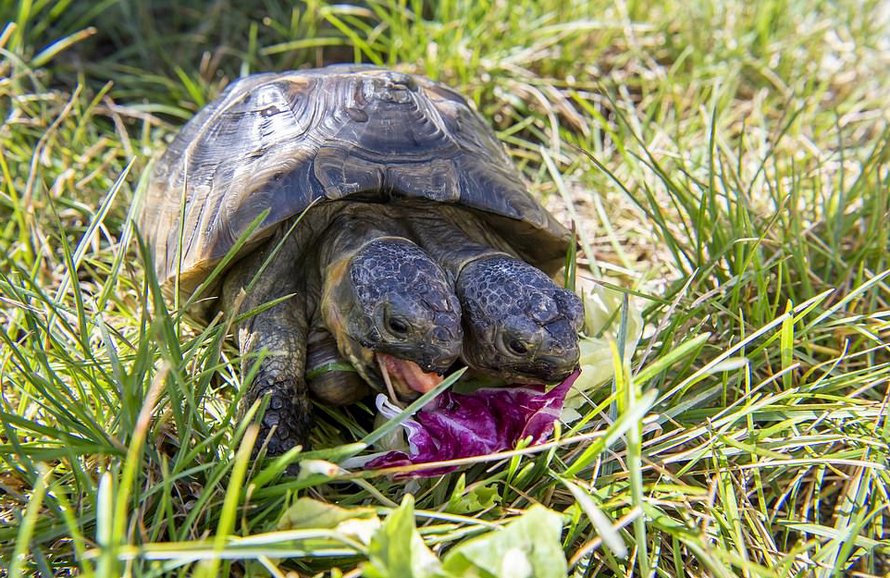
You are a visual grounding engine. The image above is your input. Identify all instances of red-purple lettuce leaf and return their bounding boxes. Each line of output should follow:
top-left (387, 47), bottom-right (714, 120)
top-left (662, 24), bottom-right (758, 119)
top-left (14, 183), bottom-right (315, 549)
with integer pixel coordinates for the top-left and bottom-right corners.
top-left (368, 370), bottom-right (580, 477)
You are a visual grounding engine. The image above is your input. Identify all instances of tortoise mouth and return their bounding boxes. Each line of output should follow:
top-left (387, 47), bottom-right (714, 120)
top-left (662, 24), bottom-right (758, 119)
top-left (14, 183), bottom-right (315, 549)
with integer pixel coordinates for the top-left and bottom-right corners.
top-left (474, 365), bottom-right (577, 386)
top-left (375, 352), bottom-right (444, 403)
top-left (337, 335), bottom-right (446, 402)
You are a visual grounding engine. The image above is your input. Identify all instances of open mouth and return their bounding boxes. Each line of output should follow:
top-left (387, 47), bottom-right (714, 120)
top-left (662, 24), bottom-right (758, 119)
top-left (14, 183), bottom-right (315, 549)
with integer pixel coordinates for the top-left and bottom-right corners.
top-left (375, 352), bottom-right (444, 402)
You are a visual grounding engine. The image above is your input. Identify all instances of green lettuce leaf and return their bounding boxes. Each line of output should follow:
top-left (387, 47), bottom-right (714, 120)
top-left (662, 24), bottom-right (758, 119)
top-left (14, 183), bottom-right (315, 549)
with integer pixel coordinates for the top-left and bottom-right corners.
top-left (441, 505), bottom-right (567, 578)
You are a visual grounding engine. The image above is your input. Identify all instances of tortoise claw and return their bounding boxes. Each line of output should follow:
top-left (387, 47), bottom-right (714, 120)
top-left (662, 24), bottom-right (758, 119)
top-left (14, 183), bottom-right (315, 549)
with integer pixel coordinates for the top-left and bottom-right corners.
top-left (248, 380), bottom-right (311, 460)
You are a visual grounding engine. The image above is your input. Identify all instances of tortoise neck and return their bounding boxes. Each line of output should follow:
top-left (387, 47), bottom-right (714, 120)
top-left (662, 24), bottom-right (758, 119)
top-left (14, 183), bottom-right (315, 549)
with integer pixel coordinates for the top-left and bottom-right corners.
top-left (316, 209), bottom-right (413, 270)
top-left (404, 208), bottom-right (513, 277)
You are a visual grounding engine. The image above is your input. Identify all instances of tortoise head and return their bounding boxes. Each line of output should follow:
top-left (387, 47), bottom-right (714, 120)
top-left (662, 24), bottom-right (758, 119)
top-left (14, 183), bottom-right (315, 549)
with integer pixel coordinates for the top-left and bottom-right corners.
top-left (321, 238), bottom-right (463, 399)
top-left (457, 256), bottom-right (583, 383)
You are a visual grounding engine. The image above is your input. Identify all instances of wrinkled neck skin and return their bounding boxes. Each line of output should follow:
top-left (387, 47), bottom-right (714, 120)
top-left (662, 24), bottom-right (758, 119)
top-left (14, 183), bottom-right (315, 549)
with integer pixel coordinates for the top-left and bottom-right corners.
top-left (400, 204), bottom-right (517, 278)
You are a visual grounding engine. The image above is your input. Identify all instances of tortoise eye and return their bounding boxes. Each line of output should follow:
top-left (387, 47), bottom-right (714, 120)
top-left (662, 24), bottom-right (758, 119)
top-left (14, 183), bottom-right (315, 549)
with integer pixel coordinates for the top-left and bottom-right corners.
top-left (507, 338), bottom-right (529, 355)
top-left (387, 317), bottom-right (410, 336)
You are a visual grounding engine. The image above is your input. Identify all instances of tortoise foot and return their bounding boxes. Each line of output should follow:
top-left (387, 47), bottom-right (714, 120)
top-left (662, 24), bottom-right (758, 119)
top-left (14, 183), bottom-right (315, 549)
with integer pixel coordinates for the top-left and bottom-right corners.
top-left (248, 381), bottom-right (311, 458)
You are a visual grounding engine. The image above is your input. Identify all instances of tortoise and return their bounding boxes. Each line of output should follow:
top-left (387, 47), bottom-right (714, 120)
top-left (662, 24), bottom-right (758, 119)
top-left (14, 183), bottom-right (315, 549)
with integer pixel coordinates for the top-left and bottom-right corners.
top-left (139, 65), bottom-right (583, 456)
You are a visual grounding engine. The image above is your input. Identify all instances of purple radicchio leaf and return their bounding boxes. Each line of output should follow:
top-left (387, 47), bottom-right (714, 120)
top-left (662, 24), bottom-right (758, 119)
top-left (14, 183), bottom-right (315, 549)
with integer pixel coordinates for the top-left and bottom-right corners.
top-left (368, 369), bottom-right (580, 477)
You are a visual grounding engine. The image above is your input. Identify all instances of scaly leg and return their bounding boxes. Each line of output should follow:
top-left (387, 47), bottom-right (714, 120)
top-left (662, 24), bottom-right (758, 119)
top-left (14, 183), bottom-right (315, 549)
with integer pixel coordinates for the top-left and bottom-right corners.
top-left (221, 239), bottom-right (311, 456)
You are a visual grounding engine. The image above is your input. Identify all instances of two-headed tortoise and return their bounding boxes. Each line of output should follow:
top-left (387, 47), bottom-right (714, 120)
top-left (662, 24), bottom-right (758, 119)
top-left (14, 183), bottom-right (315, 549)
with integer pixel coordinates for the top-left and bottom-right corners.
top-left (140, 66), bottom-right (583, 456)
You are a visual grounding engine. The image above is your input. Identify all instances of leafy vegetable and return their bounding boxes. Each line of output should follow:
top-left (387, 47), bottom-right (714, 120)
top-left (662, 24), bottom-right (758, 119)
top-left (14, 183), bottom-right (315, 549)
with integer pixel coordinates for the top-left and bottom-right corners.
top-left (368, 371), bottom-right (580, 476)
top-left (563, 285), bottom-right (644, 420)
top-left (441, 505), bottom-right (568, 578)
top-left (363, 497), bottom-right (568, 578)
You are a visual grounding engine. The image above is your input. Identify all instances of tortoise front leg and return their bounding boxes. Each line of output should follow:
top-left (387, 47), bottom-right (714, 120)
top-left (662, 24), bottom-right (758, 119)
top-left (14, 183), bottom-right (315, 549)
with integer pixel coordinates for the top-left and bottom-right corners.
top-left (221, 243), bottom-right (311, 457)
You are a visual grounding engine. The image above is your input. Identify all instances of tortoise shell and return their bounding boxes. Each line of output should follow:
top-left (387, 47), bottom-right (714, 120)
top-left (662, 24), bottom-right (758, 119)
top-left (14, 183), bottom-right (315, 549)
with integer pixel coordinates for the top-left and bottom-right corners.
top-left (139, 66), bottom-right (572, 294)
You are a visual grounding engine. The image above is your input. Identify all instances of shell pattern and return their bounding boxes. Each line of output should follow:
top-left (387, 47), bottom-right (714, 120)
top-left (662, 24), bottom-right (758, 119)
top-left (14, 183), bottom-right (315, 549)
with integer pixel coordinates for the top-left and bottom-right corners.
top-left (139, 66), bottom-right (571, 293)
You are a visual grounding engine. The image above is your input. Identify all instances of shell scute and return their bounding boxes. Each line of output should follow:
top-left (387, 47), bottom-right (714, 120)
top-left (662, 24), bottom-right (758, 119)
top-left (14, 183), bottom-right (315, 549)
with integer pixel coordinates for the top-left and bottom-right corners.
top-left (140, 67), bottom-right (571, 294)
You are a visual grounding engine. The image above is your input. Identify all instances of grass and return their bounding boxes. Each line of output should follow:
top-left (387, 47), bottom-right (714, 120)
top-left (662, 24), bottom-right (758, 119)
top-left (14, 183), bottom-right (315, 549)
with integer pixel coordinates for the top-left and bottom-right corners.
top-left (1, 0), bottom-right (888, 576)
